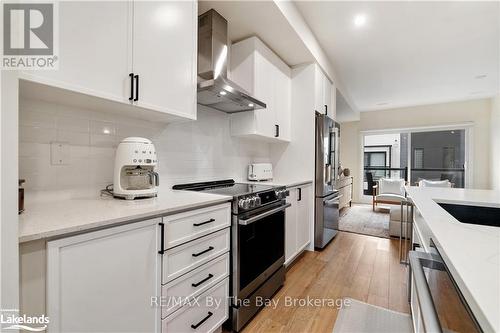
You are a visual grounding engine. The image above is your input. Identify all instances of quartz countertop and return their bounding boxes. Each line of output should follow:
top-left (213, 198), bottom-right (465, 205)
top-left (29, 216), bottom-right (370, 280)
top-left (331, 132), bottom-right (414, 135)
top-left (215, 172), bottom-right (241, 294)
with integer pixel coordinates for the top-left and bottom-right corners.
top-left (19, 189), bottom-right (232, 243)
top-left (406, 186), bottom-right (500, 332)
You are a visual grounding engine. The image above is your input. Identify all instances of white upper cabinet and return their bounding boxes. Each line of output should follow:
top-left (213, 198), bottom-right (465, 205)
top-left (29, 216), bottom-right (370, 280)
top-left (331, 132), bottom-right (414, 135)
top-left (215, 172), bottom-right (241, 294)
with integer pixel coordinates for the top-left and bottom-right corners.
top-left (132, 1), bottom-right (197, 119)
top-left (21, 1), bottom-right (197, 121)
top-left (314, 65), bottom-right (335, 119)
top-left (21, 1), bottom-right (132, 104)
top-left (230, 37), bottom-right (291, 142)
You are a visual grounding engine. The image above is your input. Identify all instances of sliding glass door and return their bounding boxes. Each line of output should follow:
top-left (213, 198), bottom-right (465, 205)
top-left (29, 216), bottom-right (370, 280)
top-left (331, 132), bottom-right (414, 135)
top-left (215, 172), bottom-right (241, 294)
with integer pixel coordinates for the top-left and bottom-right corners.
top-left (410, 130), bottom-right (466, 188)
top-left (362, 127), bottom-right (468, 199)
top-left (363, 133), bottom-right (408, 195)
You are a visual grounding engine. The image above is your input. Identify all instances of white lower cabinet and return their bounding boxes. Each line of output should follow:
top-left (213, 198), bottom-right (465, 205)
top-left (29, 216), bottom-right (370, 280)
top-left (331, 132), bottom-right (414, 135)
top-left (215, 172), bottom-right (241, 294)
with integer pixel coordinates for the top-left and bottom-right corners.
top-left (162, 228), bottom-right (230, 283)
top-left (285, 183), bottom-right (312, 266)
top-left (159, 203), bottom-right (231, 333)
top-left (162, 279), bottom-right (229, 333)
top-left (161, 254), bottom-right (229, 317)
top-left (162, 203), bottom-right (231, 249)
top-left (46, 218), bottom-right (162, 333)
top-left (44, 202), bottom-right (231, 333)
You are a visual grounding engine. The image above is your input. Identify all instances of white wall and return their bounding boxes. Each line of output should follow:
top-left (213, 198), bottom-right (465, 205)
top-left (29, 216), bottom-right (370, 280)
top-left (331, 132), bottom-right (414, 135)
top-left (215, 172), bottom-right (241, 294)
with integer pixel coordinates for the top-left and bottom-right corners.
top-left (491, 95), bottom-right (500, 190)
top-left (1, 71), bottom-right (20, 311)
top-left (340, 98), bottom-right (492, 202)
top-left (19, 99), bottom-right (271, 194)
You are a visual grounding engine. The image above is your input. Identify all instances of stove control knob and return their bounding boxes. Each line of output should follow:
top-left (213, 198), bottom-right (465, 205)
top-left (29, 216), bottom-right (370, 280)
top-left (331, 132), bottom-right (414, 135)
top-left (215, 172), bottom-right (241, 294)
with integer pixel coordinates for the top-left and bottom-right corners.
top-left (249, 197), bottom-right (258, 208)
top-left (276, 189), bottom-right (285, 199)
top-left (255, 196), bottom-right (262, 206)
top-left (239, 198), bottom-right (251, 210)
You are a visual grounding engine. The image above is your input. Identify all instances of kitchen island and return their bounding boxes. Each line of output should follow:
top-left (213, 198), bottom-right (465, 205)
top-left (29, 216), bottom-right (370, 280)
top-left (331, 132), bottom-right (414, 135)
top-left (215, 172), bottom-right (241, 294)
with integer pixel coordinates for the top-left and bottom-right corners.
top-left (406, 186), bottom-right (500, 332)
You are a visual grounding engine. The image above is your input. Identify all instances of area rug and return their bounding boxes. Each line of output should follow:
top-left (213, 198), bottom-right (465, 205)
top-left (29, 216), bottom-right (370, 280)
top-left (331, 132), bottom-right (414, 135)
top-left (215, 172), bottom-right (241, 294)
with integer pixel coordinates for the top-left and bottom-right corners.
top-left (333, 298), bottom-right (412, 333)
top-left (339, 204), bottom-right (390, 238)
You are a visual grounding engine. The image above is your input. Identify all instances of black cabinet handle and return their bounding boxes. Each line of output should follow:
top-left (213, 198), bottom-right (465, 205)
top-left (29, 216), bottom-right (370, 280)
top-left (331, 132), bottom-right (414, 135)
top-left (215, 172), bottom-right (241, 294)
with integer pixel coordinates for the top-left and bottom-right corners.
top-left (275, 124), bottom-right (280, 137)
top-left (192, 246), bottom-right (214, 257)
top-left (193, 218), bottom-right (215, 227)
top-left (191, 311), bottom-right (213, 329)
top-left (325, 104), bottom-right (328, 115)
top-left (158, 222), bottom-right (165, 254)
top-left (128, 73), bottom-right (134, 101)
top-left (191, 273), bottom-right (214, 287)
top-left (134, 74), bottom-right (139, 101)
top-left (298, 188), bottom-right (302, 201)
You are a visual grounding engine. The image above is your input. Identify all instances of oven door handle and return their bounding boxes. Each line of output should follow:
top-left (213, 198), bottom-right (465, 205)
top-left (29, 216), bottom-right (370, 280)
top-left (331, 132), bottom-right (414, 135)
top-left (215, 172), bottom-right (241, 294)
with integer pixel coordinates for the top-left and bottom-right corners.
top-left (238, 203), bottom-right (291, 226)
top-left (409, 251), bottom-right (442, 333)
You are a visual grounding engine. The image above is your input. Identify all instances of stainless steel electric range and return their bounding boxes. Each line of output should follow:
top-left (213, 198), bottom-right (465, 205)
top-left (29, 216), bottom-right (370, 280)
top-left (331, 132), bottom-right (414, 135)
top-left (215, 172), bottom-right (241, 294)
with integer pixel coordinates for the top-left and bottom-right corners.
top-left (173, 179), bottom-right (290, 332)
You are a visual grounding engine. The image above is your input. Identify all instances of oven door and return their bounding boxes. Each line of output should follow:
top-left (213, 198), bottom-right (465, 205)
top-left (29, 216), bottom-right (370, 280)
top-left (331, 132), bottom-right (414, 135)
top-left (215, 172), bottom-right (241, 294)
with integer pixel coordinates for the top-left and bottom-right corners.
top-left (232, 202), bottom-right (290, 301)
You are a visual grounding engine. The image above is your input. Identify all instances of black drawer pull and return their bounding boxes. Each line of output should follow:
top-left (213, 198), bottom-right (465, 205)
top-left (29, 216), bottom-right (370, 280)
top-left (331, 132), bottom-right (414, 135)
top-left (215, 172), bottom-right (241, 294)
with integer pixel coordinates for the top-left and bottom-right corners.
top-left (192, 246), bottom-right (214, 257)
top-left (191, 311), bottom-right (213, 329)
top-left (134, 74), bottom-right (139, 101)
top-left (192, 273), bottom-right (214, 287)
top-left (158, 222), bottom-right (165, 255)
top-left (193, 218), bottom-right (215, 227)
top-left (128, 73), bottom-right (134, 101)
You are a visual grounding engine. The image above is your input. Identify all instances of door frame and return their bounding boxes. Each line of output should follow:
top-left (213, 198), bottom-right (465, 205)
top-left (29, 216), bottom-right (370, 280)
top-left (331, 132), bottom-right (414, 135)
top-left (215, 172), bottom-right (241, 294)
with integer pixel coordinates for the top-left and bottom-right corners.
top-left (358, 122), bottom-right (474, 203)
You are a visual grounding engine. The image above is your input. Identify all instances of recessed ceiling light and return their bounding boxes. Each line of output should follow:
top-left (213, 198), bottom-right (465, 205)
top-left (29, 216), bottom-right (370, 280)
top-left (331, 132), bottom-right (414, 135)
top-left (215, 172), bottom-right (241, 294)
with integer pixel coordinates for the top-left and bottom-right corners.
top-left (354, 14), bottom-right (367, 27)
top-left (219, 91), bottom-right (227, 96)
top-left (248, 103), bottom-right (254, 107)
top-left (475, 74), bottom-right (487, 79)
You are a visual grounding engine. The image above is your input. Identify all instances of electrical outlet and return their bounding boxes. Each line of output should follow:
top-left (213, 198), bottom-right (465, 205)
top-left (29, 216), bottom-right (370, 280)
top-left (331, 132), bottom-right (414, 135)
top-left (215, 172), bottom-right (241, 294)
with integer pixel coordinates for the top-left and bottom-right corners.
top-left (50, 142), bottom-right (69, 165)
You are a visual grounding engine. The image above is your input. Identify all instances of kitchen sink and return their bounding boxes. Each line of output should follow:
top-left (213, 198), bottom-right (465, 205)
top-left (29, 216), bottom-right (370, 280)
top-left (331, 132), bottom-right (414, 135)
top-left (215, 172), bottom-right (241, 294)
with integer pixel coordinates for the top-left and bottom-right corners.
top-left (437, 203), bottom-right (500, 227)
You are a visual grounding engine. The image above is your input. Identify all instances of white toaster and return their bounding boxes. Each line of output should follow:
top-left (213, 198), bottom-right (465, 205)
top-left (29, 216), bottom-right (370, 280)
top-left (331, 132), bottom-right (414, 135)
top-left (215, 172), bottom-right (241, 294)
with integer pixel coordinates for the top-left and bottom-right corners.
top-left (248, 163), bottom-right (273, 181)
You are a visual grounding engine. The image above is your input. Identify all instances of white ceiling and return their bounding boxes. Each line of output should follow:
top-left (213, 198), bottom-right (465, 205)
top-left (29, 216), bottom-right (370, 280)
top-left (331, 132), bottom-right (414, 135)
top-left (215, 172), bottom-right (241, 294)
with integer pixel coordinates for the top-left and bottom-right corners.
top-left (295, 1), bottom-right (500, 112)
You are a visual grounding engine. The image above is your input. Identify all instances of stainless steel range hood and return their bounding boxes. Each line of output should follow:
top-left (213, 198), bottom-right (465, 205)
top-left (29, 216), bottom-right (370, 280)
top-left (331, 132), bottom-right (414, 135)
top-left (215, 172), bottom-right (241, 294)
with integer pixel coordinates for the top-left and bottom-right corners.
top-left (197, 9), bottom-right (266, 113)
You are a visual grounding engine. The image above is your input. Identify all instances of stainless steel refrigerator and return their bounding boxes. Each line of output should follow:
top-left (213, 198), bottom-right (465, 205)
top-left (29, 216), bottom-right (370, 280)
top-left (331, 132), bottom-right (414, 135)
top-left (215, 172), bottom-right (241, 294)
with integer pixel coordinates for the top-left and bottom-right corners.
top-left (314, 113), bottom-right (341, 249)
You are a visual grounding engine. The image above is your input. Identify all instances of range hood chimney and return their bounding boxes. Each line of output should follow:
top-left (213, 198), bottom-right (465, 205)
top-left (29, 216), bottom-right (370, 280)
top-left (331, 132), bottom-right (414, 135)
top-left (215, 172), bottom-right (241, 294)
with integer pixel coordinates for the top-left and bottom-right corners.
top-left (197, 9), bottom-right (266, 113)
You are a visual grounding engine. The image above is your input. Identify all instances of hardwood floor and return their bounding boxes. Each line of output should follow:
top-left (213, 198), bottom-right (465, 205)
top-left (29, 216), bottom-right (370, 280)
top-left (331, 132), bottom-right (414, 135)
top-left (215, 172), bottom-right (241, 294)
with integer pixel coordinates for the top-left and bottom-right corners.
top-left (242, 231), bottom-right (410, 333)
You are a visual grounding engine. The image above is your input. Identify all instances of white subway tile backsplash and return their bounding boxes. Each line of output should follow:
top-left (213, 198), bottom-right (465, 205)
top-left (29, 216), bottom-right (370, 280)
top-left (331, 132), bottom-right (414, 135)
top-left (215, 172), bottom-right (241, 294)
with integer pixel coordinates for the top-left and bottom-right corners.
top-left (19, 98), bottom-right (271, 192)
top-left (57, 130), bottom-right (90, 146)
top-left (20, 109), bottom-right (57, 128)
top-left (90, 133), bottom-right (117, 148)
top-left (19, 142), bottom-right (50, 158)
top-left (90, 120), bottom-right (116, 135)
top-left (56, 115), bottom-right (90, 133)
top-left (20, 126), bottom-right (57, 144)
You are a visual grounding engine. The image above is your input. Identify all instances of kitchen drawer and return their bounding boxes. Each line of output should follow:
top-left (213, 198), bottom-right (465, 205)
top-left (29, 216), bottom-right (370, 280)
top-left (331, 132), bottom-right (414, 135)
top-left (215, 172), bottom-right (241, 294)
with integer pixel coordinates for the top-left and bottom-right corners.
top-left (163, 203), bottom-right (231, 249)
top-left (163, 228), bottom-right (230, 283)
top-left (336, 177), bottom-right (352, 189)
top-left (161, 253), bottom-right (230, 318)
top-left (162, 278), bottom-right (229, 333)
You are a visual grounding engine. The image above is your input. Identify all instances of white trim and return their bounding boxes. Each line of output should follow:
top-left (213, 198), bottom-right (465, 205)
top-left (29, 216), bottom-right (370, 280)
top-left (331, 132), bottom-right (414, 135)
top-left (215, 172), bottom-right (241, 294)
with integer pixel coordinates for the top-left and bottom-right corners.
top-left (360, 122), bottom-right (473, 135)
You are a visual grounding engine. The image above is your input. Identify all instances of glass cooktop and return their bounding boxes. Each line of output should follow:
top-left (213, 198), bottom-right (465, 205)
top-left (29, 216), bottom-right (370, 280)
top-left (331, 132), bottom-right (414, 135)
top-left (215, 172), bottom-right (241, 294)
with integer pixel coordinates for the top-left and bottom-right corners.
top-left (172, 179), bottom-right (275, 197)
